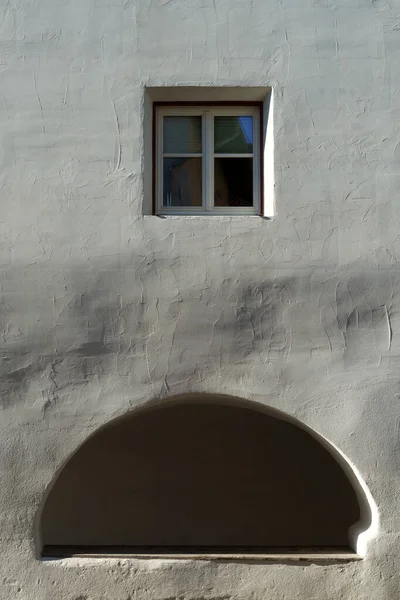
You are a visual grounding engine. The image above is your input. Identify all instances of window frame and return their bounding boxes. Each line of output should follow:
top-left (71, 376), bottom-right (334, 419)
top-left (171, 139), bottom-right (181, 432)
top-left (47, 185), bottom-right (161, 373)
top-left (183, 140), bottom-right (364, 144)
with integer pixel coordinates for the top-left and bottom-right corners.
top-left (153, 102), bottom-right (263, 216)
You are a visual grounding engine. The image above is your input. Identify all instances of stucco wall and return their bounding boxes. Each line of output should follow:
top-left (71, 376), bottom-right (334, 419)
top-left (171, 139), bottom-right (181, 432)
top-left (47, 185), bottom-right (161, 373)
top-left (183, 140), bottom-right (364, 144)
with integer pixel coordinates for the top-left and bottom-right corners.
top-left (1, 0), bottom-right (400, 597)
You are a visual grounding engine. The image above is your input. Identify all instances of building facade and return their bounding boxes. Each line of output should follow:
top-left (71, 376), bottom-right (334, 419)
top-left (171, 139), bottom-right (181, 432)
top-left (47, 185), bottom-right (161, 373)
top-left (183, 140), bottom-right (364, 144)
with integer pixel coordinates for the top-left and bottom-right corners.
top-left (1, 0), bottom-right (399, 597)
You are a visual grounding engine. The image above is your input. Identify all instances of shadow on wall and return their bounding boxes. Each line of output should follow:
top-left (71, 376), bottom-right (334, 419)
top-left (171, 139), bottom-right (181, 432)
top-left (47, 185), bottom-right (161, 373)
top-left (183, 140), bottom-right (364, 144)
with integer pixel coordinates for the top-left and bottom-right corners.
top-left (0, 260), bottom-right (396, 405)
top-left (38, 394), bottom-right (373, 557)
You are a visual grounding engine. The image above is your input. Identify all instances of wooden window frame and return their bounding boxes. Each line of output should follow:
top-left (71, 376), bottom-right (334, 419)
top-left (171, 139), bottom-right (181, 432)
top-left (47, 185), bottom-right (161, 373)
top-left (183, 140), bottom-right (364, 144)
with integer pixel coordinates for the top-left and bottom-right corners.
top-left (153, 102), bottom-right (263, 216)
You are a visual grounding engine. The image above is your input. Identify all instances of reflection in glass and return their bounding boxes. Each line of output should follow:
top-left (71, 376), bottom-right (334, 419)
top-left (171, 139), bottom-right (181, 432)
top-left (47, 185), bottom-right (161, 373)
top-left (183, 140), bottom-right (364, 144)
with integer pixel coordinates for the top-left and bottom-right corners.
top-left (163, 116), bottom-right (202, 154)
top-left (163, 158), bottom-right (202, 207)
top-left (214, 117), bottom-right (253, 153)
top-left (214, 158), bottom-right (253, 207)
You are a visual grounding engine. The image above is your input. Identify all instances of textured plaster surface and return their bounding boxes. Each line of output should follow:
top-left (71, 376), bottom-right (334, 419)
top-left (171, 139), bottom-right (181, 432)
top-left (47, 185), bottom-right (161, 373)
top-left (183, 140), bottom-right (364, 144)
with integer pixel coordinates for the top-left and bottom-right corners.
top-left (1, 0), bottom-right (400, 597)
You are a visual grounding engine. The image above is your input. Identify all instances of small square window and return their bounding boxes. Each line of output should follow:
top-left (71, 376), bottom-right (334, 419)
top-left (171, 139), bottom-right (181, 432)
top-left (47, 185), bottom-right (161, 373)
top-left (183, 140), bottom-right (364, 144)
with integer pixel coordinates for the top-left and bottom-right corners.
top-left (154, 105), bottom-right (261, 215)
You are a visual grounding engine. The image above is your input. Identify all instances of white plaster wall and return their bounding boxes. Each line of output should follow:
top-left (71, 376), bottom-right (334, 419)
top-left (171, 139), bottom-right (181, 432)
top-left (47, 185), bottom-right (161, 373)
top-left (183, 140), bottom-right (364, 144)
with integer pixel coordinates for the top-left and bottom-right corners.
top-left (1, 0), bottom-right (400, 597)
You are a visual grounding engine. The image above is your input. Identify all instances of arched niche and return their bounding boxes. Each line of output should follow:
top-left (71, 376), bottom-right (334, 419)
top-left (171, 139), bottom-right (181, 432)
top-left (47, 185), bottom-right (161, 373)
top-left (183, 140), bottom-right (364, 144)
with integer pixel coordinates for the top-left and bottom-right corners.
top-left (39, 394), bottom-right (374, 558)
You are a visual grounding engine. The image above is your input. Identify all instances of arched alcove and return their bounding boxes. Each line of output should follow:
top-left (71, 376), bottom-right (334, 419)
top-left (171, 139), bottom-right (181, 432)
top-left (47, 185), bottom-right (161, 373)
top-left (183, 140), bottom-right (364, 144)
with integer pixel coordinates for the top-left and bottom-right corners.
top-left (40, 395), bottom-right (372, 558)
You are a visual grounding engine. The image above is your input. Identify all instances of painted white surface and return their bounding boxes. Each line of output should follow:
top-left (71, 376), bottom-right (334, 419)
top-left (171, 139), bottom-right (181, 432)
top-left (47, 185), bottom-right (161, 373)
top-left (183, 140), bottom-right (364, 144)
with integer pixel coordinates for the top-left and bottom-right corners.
top-left (0, 0), bottom-right (399, 597)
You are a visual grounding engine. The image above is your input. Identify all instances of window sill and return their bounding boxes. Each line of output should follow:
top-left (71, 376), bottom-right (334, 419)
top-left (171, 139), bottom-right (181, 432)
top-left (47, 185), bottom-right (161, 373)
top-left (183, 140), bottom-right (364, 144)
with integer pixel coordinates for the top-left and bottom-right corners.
top-left (42, 546), bottom-right (361, 563)
top-left (153, 213), bottom-right (270, 218)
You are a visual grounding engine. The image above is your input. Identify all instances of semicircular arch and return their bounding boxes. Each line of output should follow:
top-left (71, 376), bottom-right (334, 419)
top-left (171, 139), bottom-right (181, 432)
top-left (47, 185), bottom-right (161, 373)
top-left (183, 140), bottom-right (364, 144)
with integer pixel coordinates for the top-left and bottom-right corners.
top-left (38, 393), bottom-right (376, 558)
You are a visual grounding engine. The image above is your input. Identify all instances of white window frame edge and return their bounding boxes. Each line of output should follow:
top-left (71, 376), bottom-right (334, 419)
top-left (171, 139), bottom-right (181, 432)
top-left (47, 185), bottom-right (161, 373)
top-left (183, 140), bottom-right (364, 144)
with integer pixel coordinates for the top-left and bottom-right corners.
top-left (156, 105), bottom-right (261, 216)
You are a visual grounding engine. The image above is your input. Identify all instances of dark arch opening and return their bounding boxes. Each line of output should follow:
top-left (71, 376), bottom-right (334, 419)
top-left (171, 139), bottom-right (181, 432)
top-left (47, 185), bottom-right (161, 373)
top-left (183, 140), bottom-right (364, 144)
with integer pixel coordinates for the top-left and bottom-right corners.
top-left (40, 395), bottom-right (369, 558)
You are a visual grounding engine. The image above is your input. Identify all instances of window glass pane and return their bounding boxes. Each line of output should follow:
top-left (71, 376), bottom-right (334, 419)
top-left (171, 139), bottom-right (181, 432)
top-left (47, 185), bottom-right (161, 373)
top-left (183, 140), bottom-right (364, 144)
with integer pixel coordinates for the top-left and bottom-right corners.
top-left (214, 116), bottom-right (253, 154)
top-left (163, 116), bottom-right (202, 154)
top-left (214, 158), bottom-right (253, 207)
top-left (163, 158), bottom-right (202, 207)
